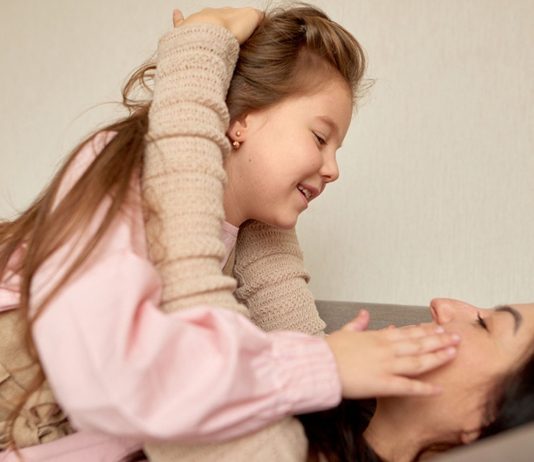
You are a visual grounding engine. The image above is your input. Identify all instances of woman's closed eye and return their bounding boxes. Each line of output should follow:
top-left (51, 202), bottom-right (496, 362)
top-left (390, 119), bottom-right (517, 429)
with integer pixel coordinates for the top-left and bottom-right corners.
top-left (476, 312), bottom-right (489, 331)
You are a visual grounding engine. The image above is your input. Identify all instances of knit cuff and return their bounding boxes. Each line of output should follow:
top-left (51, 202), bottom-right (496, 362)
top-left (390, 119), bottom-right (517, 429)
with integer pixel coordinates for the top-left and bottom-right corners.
top-left (268, 332), bottom-right (342, 416)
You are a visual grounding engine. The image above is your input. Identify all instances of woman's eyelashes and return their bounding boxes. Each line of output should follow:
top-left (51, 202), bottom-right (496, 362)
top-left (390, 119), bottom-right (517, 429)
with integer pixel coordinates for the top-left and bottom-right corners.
top-left (476, 312), bottom-right (489, 332)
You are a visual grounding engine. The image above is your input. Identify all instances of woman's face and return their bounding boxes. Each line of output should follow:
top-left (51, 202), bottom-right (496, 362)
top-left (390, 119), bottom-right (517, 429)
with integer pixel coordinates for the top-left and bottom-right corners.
top-left (421, 298), bottom-right (534, 441)
top-left (223, 74), bottom-right (353, 228)
top-left (430, 298), bottom-right (534, 382)
top-left (368, 299), bottom-right (534, 460)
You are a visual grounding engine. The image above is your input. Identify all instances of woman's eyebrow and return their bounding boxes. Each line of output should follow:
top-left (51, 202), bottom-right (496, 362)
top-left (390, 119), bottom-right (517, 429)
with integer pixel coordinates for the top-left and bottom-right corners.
top-left (494, 305), bottom-right (523, 334)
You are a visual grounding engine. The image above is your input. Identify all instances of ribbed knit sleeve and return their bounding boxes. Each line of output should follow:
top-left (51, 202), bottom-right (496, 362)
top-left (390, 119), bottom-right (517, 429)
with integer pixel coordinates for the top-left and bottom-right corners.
top-left (142, 24), bottom-right (247, 316)
top-left (234, 220), bottom-right (326, 335)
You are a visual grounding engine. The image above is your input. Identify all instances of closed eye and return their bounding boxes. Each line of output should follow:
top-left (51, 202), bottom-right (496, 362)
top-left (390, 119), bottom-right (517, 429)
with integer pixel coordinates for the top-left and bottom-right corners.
top-left (314, 132), bottom-right (327, 146)
top-left (476, 312), bottom-right (489, 331)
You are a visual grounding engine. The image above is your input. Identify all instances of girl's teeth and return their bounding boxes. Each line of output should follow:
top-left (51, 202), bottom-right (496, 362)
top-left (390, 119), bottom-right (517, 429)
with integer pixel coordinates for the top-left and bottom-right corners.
top-left (298, 185), bottom-right (311, 199)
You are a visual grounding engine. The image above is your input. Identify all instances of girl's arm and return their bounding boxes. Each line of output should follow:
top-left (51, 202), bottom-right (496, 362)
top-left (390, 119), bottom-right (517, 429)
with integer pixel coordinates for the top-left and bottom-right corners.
top-left (30, 136), bottom-right (341, 442)
top-left (140, 9), bottom-right (321, 459)
top-left (234, 220), bottom-right (326, 335)
top-left (28, 18), bottom-right (341, 444)
top-left (142, 21), bottom-right (244, 315)
top-left (145, 220), bottom-right (329, 462)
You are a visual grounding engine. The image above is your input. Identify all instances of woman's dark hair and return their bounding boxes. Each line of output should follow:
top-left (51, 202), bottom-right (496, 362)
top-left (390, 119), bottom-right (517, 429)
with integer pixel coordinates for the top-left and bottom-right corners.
top-left (480, 348), bottom-right (534, 438)
top-left (298, 399), bottom-right (383, 462)
top-left (299, 350), bottom-right (534, 461)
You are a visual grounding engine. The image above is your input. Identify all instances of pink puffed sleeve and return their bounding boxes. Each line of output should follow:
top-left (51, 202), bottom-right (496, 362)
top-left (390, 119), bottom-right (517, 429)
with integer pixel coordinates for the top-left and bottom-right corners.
top-left (27, 134), bottom-right (341, 444)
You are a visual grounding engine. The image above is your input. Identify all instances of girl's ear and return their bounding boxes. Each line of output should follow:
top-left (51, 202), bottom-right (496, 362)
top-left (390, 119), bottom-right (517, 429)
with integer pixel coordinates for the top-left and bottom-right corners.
top-left (227, 116), bottom-right (248, 142)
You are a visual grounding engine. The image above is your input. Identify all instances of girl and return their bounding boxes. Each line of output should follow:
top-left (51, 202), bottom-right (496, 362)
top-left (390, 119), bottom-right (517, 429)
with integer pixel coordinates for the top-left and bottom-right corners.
top-left (0, 5), bottom-right (460, 461)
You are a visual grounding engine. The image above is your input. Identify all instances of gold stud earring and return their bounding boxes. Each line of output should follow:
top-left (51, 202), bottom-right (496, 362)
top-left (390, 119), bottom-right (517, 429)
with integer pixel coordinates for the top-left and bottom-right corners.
top-left (232, 130), bottom-right (242, 149)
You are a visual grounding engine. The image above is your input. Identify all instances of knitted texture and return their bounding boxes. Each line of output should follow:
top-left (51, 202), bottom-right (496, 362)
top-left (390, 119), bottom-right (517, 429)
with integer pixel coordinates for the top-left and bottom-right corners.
top-left (234, 220), bottom-right (326, 335)
top-left (0, 310), bottom-right (74, 449)
top-left (142, 24), bottom-right (324, 462)
top-left (142, 24), bottom-right (247, 316)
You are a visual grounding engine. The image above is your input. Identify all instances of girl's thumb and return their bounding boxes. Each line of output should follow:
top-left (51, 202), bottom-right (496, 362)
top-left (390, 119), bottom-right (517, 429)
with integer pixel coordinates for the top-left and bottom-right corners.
top-left (173, 9), bottom-right (184, 27)
top-left (342, 309), bottom-right (370, 332)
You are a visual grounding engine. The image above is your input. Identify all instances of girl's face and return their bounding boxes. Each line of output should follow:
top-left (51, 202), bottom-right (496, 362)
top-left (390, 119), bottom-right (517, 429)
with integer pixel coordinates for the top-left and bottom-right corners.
top-left (223, 75), bottom-right (353, 228)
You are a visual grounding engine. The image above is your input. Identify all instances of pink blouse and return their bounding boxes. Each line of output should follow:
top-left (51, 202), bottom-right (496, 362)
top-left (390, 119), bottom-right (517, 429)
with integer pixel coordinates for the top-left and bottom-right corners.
top-left (0, 133), bottom-right (341, 461)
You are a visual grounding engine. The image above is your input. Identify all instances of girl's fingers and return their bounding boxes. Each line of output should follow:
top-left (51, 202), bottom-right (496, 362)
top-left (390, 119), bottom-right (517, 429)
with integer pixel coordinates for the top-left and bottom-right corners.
top-left (178, 7), bottom-right (263, 44)
top-left (229, 7), bottom-right (264, 43)
top-left (392, 347), bottom-right (457, 376)
top-left (394, 332), bottom-right (460, 357)
top-left (385, 323), bottom-right (444, 341)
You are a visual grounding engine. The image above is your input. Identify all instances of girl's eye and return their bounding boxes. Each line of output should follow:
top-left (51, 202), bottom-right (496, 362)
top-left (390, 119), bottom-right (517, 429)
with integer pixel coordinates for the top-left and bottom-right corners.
top-left (476, 312), bottom-right (489, 331)
top-left (314, 132), bottom-right (327, 146)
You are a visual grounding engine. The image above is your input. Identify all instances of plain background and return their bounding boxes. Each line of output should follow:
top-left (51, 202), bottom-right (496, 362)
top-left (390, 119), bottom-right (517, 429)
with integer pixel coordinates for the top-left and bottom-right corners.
top-left (1, 0), bottom-right (533, 307)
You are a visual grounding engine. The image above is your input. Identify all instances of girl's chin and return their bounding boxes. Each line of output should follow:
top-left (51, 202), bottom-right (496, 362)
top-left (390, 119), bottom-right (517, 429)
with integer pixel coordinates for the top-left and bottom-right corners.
top-left (263, 214), bottom-right (299, 230)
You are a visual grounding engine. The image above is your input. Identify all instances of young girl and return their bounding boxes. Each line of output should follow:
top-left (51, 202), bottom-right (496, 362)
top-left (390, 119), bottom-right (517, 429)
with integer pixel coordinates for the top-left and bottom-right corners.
top-left (0, 5), bottom-right (460, 462)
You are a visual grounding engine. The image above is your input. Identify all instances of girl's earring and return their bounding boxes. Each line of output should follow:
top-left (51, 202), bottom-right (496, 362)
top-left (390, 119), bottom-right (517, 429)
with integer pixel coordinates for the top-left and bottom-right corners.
top-left (232, 130), bottom-right (242, 150)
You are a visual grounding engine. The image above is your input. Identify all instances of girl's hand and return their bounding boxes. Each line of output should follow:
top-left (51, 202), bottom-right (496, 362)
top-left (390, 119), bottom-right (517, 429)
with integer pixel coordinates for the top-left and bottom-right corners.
top-left (326, 312), bottom-right (460, 398)
top-left (172, 7), bottom-right (263, 44)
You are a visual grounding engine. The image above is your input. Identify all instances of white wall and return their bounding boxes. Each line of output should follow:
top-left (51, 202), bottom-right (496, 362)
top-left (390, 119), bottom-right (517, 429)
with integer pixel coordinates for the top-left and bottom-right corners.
top-left (1, 0), bottom-right (533, 307)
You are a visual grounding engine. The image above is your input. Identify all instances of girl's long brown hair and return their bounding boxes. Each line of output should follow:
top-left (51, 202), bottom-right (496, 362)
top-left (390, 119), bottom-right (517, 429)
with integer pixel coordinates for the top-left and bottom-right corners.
top-left (0, 2), bottom-right (368, 452)
top-left (0, 61), bottom-right (156, 449)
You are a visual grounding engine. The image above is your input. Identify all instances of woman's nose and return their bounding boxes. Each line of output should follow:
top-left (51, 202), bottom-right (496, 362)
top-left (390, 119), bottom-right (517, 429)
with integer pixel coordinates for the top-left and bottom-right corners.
top-left (430, 298), bottom-right (478, 324)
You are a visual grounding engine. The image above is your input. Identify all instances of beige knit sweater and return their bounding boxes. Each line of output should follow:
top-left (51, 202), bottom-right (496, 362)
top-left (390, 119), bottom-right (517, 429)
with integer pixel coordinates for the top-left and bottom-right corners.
top-left (142, 24), bottom-right (326, 462)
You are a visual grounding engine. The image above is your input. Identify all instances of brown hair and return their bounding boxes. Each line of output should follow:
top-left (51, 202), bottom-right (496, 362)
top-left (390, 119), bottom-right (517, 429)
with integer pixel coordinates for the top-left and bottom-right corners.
top-left (0, 2), bottom-right (367, 451)
top-left (227, 3), bottom-right (368, 119)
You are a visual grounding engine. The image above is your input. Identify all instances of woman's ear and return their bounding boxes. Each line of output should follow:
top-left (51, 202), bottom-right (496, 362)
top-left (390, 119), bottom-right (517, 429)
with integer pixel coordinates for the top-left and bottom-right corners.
top-left (459, 428), bottom-right (481, 445)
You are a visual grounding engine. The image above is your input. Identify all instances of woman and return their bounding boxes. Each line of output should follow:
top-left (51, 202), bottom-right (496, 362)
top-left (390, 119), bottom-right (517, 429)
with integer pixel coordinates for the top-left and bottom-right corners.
top-left (301, 298), bottom-right (534, 461)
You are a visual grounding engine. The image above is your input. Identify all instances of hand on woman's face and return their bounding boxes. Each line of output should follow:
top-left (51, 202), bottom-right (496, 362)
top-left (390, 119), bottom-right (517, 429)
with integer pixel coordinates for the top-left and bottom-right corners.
top-left (430, 299), bottom-right (534, 375)
top-left (420, 298), bottom-right (534, 441)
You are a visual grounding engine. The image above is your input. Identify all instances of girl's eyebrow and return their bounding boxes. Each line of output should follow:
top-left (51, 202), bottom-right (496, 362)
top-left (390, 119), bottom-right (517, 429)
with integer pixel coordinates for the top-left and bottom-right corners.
top-left (494, 305), bottom-right (523, 334)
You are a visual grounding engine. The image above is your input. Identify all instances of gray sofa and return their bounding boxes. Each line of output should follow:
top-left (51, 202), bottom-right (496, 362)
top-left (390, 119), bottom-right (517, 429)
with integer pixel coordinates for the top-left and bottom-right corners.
top-left (316, 300), bottom-right (534, 462)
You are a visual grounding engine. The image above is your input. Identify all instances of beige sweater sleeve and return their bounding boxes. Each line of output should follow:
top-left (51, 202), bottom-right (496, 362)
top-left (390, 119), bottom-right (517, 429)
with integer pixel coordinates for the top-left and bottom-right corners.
top-left (234, 220), bottom-right (326, 336)
top-left (142, 25), bottom-right (310, 462)
top-left (142, 23), bottom-right (247, 317)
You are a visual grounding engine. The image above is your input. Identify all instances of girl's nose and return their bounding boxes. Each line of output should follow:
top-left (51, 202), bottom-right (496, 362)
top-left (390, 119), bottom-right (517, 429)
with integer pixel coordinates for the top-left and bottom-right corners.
top-left (430, 298), bottom-right (478, 324)
top-left (319, 153), bottom-right (339, 183)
